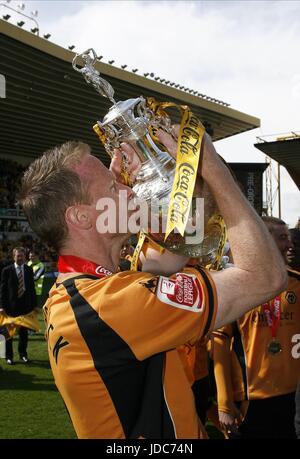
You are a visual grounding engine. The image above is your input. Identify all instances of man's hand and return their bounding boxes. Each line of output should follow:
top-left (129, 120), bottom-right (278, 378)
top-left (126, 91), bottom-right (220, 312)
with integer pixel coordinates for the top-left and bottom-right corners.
top-left (219, 403), bottom-right (243, 437)
top-left (109, 143), bottom-right (141, 184)
top-left (155, 124), bottom-right (212, 163)
top-left (110, 127), bottom-right (181, 184)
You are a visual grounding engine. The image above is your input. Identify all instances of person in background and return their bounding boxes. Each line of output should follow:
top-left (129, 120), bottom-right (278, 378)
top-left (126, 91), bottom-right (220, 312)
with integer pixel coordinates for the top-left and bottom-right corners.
top-left (212, 322), bottom-right (249, 438)
top-left (0, 248), bottom-right (9, 277)
top-left (177, 338), bottom-right (211, 426)
top-left (288, 228), bottom-right (300, 272)
top-left (296, 379), bottom-right (300, 438)
top-left (213, 217), bottom-right (299, 438)
top-left (27, 250), bottom-right (45, 307)
top-left (0, 247), bottom-right (37, 364)
top-left (211, 242), bottom-right (249, 438)
top-left (119, 242), bottom-right (135, 271)
top-left (288, 227), bottom-right (300, 438)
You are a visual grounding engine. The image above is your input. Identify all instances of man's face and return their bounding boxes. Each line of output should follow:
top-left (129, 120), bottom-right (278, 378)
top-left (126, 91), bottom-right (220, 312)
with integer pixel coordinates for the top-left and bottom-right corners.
top-left (75, 155), bottom-right (136, 236)
top-left (287, 230), bottom-right (300, 268)
top-left (29, 252), bottom-right (37, 263)
top-left (271, 224), bottom-right (293, 263)
top-left (120, 244), bottom-right (134, 258)
top-left (14, 250), bottom-right (25, 266)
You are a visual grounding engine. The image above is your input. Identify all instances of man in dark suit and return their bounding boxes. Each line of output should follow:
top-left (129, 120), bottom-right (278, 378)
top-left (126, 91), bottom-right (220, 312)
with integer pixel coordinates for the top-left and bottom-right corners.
top-left (0, 246), bottom-right (37, 364)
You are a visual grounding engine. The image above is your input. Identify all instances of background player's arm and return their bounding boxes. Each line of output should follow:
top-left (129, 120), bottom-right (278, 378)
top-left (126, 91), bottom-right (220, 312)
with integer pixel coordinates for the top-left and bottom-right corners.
top-left (157, 129), bottom-right (287, 329)
top-left (212, 326), bottom-right (242, 431)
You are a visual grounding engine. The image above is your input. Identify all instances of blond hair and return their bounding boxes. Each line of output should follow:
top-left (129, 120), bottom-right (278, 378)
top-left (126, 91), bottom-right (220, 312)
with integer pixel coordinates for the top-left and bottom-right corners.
top-left (18, 141), bottom-right (91, 252)
top-left (12, 247), bottom-right (26, 257)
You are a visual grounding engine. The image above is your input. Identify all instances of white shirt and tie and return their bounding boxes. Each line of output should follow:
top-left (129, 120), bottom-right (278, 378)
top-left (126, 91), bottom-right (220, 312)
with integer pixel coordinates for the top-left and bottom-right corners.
top-left (14, 262), bottom-right (25, 298)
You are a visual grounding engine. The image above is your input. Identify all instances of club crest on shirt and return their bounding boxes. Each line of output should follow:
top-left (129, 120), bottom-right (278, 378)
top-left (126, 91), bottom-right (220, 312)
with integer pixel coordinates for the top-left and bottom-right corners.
top-left (139, 276), bottom-right (159, 294)
top-left (156, 273), bottom-right (204, 312)
top-left (285, 291), bottom-right (297, 304)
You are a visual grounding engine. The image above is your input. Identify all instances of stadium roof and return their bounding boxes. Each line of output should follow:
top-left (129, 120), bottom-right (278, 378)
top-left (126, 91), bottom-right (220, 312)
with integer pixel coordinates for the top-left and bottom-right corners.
top-left (254, 133), bottom-right (300, 191)
top-left (0, 19), bottom-right (260, 167)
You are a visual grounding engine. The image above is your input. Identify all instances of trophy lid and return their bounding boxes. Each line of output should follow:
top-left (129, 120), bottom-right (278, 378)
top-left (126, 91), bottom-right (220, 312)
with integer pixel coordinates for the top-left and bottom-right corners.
top-left (101, 98), bottom-right (143, 127)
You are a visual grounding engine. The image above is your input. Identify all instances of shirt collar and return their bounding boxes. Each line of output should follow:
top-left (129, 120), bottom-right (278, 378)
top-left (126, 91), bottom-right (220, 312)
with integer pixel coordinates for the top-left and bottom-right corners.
top-left (14, 262), bottom-right (24, 271)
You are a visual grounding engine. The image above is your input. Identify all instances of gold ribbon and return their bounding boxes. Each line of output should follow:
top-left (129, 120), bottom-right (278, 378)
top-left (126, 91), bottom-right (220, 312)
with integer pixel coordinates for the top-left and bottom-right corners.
top-left (93, 123), bottom-right (107, 147)
top-left (0, 310), bottom-right (40, 336)
top-left (130, 231), bottom-right (146, 271)
top-left (206, 215), bottom-right (227, 271)
top-left (166, 108), bottom-right (205, 239)
top-left (145, 99), bottom-right (205, 240)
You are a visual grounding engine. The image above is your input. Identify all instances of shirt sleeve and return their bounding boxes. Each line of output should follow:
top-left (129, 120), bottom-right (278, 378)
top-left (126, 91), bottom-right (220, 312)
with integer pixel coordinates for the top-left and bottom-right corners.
top-left (211, 323), bottom-right (235, 413)
top-left (82, 267), bottom-right (218, 361)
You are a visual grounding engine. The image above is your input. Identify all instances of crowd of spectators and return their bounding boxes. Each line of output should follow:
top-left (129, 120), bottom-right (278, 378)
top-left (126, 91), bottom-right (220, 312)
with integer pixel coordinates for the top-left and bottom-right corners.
top-left (0, 220), bottom-right (32, 234)
top-left (0, 159), bottom-right (57, 274)
top-left (0, 159), bottom-right (30, 235)
top-left (0, 159), bottom-right (24, 209)
top-left (0, 236), bottom-right (57, 275)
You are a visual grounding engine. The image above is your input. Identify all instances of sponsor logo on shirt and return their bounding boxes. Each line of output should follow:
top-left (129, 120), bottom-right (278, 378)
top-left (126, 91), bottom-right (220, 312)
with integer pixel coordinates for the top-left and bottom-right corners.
top-left (95, 266), bottom-right (112, 277)
top-left (156, 273), bottom-right (203, 312)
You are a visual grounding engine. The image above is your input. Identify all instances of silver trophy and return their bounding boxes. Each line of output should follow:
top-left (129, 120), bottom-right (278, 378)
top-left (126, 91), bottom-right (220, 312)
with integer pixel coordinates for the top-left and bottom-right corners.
top-left (73, 49), bottom-right (224, 266)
